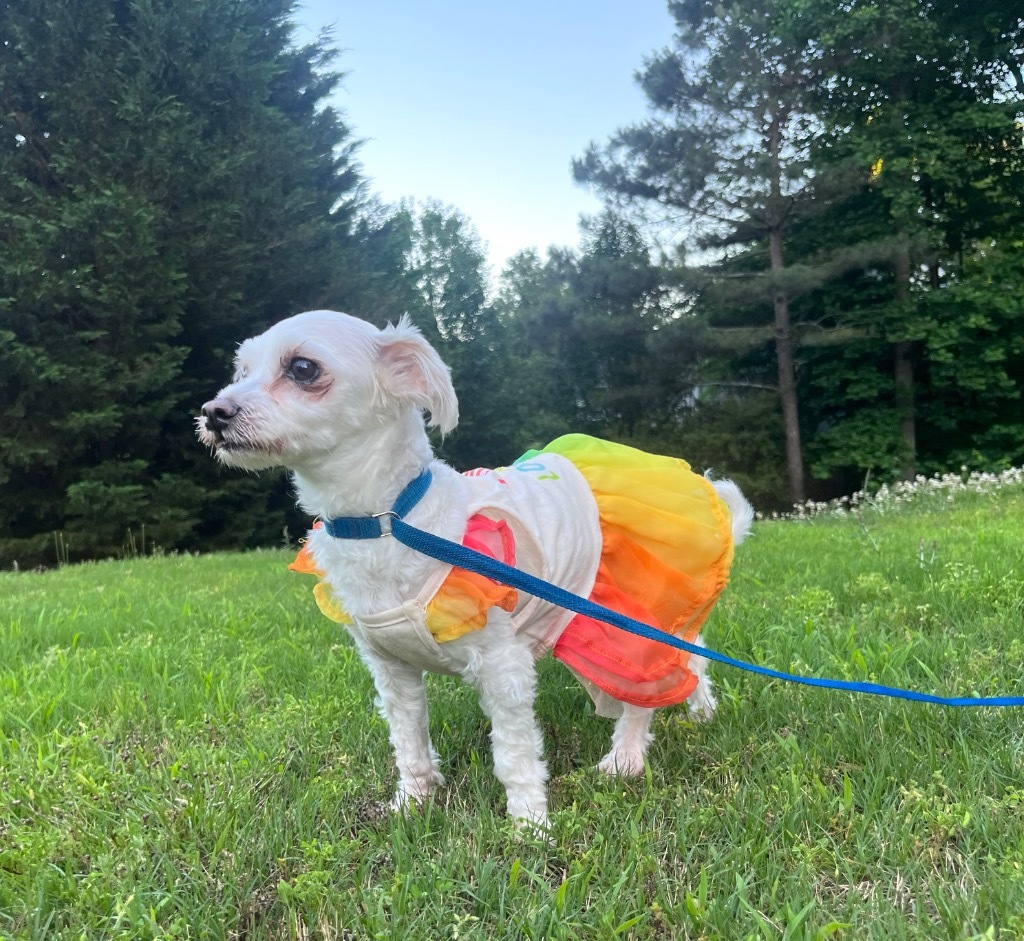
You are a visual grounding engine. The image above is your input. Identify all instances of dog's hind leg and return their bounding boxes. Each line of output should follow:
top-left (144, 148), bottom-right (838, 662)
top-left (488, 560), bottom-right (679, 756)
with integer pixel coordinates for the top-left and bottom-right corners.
top-left (597, 637), bottom-right (716, 775)
top-left (460, 618), bottom-right (549, 827)
top-left (360, 651), bottom-right (445, 810)
top-left (686, 637), bottom-right (717, 723)
top-left (598, 703), bottom-right (654, 776)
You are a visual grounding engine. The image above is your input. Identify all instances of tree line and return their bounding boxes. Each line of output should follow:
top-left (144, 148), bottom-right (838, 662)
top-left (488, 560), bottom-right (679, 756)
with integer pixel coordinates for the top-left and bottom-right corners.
top-left (1, 0), bottom-right (1021, 566)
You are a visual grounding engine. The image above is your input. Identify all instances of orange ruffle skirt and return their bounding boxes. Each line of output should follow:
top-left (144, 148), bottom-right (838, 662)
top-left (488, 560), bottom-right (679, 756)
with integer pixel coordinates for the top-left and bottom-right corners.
top-left (541, 435), bottom-right (735, 709)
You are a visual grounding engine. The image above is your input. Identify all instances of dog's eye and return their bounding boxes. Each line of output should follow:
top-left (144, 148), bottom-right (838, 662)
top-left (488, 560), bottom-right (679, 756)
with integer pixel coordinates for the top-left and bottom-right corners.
top-left (287, 357), bottom-right (321, 384)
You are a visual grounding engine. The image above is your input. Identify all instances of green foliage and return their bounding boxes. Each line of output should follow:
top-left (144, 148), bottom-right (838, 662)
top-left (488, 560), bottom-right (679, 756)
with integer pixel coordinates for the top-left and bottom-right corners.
top-left (790, 0), bottom-right (1024, 482)
top-left (575, 0), bottom-right (888, 505)
top-left (487, 213), bottom-right (683, 455)
top-left (0, 0), bottom-right (363, 566)
top-left (402, 203), bottom-right (508, 470)
top-left (363, 208), bottom-right (697, 476)
top-left (577, 0), bottom-right (1024, 504)
top-left (2, 0), bottom-right (1022, 557)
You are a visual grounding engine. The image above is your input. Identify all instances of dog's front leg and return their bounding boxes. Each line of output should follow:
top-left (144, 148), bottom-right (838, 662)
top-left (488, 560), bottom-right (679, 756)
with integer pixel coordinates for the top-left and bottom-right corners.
top-left (460, 616), bottom-right (549, 828)
top-left (360, 651), bottom-right (444, 809)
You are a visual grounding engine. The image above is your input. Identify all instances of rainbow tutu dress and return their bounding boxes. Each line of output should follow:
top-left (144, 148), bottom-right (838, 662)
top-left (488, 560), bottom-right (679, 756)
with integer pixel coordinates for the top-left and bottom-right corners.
top-left (291, 435), bottom-right (737, 716)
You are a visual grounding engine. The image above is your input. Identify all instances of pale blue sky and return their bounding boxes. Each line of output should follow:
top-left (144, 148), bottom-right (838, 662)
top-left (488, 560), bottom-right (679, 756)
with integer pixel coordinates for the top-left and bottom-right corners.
top-left (293, 1), bottom-right (675, 272)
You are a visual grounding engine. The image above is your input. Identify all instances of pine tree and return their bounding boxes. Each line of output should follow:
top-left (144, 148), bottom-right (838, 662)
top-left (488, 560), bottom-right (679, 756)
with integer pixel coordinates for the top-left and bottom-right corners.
top-left (491, 214), bottom-right (674, 451)
top-left (0, 0), bottom-right (362, 565)
top-left (576, 0), bottom-right (1024, 496)
top-left (574, 0), bottom-right (862, 505)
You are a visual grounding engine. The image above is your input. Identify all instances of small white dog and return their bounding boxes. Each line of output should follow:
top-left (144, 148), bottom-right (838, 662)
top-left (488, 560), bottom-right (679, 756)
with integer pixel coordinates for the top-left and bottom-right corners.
top-left (198, 310), bottom-right (752, 827)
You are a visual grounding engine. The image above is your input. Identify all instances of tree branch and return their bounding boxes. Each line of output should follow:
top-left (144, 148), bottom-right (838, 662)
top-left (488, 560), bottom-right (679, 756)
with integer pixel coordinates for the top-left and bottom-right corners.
top-left (684, 380), bottom-right (779, 392)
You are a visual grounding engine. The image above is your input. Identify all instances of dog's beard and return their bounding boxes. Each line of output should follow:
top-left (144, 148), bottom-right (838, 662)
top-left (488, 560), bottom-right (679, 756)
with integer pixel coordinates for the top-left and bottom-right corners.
top-left (212, 437), bottom-right (284, 471)
top-left (196, 418), bottom-right (285, 471)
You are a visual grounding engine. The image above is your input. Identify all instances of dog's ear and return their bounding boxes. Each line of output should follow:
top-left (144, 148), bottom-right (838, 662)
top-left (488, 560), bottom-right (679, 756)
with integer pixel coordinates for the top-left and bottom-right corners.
top-left (375, 316), bottom-right (459, 434)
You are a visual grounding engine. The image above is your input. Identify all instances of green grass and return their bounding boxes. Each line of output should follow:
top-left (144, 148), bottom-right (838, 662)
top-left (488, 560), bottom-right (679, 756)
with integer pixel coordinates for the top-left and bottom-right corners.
top-left (3, 484), bottom-right (1024, 940)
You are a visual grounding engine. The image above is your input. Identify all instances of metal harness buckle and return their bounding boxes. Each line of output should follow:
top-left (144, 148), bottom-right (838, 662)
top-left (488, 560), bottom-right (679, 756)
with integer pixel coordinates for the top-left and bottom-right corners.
top-left (372, 510), bottom-right (399, 537)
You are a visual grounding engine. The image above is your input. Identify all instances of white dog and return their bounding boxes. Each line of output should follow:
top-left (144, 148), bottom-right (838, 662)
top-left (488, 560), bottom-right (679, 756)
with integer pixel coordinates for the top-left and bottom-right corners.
top-left (198, 310), bottom-right (752, 827)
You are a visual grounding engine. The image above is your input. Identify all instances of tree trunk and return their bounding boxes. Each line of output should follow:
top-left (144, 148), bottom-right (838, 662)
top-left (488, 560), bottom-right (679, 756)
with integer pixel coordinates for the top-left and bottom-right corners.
top-left (893, 243), bottom-right (916, 480)
top-left (769, 225), bottom-right (806, 505)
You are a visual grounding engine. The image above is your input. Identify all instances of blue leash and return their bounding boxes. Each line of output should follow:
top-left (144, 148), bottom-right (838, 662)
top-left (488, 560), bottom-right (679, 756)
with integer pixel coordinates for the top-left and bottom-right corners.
top-left (326, 470), bottom-right (1024, 708)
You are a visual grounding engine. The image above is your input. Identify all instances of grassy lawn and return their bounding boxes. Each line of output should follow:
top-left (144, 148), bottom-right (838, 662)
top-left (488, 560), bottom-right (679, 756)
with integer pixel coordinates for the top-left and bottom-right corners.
top-left (2, 480), bottom-right (1024, 939)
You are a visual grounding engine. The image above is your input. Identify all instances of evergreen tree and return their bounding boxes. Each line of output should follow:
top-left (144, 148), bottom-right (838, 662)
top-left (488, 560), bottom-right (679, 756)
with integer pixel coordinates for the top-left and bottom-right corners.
top-left (799, 0), bottom-right (1024, 480)
top-left (574, 0), bottom-right (863, 505)
top-left (0, 0), bottom-right (363, 565)
top-left (492, 214), bottom-right (674, 449)
top-left (403, 203), bottom-right (510, 469)
top-left (577, 0), bottom-right (1024, 497)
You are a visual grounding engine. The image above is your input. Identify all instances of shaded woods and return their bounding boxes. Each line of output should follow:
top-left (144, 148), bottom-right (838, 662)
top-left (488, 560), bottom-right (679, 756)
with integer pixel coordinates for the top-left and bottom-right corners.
top-left (2, 0), bottom-right (1022, 565)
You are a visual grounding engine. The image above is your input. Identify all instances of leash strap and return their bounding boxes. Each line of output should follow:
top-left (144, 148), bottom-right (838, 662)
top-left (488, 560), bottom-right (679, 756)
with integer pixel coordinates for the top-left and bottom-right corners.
top-left (388, 517), bottom-right (1024, 708)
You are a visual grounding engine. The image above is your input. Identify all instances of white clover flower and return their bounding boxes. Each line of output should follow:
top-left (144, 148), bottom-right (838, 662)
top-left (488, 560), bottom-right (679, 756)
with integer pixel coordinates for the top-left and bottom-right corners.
top-left (776, 463), bottom-right (1024, 521)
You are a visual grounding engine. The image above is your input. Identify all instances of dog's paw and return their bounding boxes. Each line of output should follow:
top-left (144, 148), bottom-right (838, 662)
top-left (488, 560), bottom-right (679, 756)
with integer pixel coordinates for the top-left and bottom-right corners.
top-left (390, 789), bottom-right (433, 813)
top-left (506, 786), bottom-right (549, 832)
top-left (511, 805), bottom-right (550, 834)
top-left (686, 693), bottom-right (717, 723)
top-left (597, 750), bottom-right (646, 777)
top-left (391, 770), bottom-right (445, 811)
top-left (390, 791), bottom-right (414, 812)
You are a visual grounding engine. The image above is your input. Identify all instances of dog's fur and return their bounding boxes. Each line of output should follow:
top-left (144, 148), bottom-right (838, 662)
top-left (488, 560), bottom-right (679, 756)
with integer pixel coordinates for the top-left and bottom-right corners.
top-left (198, 310), bottom-right (753, 826)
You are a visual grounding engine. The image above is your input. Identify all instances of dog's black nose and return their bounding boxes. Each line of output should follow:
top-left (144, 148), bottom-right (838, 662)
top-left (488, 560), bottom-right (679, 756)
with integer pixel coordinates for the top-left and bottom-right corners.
top-left (201, 398), bottom-right (238, 434)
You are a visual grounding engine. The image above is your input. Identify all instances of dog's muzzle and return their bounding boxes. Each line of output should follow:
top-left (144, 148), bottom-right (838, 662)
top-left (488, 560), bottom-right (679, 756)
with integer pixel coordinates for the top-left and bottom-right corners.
top-left (201, 397), bottom-right (238, 440)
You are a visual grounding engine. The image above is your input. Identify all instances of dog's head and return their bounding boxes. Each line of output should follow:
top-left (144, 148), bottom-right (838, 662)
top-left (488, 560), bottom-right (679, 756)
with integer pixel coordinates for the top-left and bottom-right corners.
top-left (197, 310), bottom-right (458, 472)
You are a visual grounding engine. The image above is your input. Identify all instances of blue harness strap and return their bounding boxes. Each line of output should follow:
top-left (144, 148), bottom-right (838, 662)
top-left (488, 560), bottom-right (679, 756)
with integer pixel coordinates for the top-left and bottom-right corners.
top-left (323, 469), bottom-right (433, 539)
top-left (323, 473), bottom-right (1024, 708)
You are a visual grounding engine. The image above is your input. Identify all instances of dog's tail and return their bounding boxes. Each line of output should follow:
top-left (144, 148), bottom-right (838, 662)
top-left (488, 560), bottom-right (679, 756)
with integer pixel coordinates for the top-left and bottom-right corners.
top-left (710, 478), bottom-right (755, 545)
